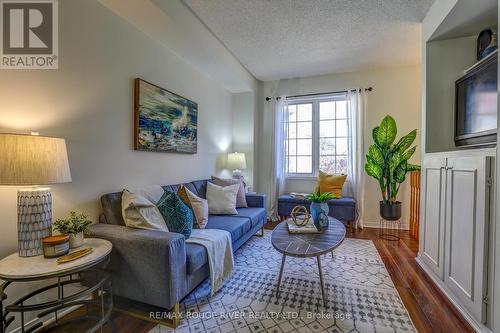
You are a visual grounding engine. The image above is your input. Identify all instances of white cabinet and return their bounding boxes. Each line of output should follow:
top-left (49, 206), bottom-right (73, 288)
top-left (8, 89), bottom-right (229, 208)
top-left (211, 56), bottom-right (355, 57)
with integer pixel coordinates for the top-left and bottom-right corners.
top-left (421, 156), bottom-right (447, 279)
top-left (444, 156), bottom-right (492, 323)
top-left (419, 152), bottom-right (494, 327)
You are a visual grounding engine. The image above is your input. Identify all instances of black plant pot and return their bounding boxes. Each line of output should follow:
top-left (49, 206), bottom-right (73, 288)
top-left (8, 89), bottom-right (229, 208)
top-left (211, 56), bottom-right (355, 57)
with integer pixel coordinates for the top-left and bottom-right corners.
top-left (380, 201), bottom-right (402, 221)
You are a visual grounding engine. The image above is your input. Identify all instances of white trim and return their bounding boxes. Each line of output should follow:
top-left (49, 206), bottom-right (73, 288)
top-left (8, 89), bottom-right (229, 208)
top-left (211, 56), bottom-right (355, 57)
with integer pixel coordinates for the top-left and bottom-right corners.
top-left (285, 93), bottom-right (350, 177)
top-left (286, 93), bottom-right (346, 103)
top-left (425, 148), bottom-right (496, 158)
top-left (416, 255), bottom-right (493, 333)
top-left (285, 174), bottom-right (318, 181)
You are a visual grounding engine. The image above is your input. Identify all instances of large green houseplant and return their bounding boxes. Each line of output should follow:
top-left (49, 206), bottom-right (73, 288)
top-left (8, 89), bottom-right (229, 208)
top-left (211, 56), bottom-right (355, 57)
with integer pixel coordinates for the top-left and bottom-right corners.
top-left (365, 115), bottom-right (420, 220)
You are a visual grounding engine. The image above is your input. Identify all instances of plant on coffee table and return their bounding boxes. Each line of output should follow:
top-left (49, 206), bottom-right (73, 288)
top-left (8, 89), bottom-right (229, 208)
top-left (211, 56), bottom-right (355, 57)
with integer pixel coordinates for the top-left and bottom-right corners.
top-left (305, 192), bottom-right (334, 231)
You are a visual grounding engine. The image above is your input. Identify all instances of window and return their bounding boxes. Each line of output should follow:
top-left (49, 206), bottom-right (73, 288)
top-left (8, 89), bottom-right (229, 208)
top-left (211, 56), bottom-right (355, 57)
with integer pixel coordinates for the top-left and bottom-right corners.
top-left (286, 103), bottom-right (313, 174)
top-left (285, 94), bottom-right (349, 177)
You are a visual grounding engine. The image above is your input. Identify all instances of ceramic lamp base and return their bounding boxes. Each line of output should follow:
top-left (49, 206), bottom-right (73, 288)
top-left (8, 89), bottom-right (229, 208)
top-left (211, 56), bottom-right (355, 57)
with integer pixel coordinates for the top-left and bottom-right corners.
top-left (17, 188), bottom-right (53, 257)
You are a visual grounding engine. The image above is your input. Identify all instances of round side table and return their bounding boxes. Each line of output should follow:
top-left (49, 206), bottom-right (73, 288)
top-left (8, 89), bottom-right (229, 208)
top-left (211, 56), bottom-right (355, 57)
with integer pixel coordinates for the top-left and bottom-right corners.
top-left (0, 238), bottom-right (113, 333)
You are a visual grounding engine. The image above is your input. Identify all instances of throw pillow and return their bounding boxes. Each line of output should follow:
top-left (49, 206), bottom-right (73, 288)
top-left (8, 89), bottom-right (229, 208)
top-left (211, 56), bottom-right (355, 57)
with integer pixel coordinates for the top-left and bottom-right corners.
top-left (121, 190), bottom-right (169, 232)
top-left (156, 191), bottom-right (194, 239)
top-left (177, 185), bottom-right (209, 229)
top-left (177, 185), bottom-right (193, 210)
top-left (211, 176), bottom-right (248, 208)
top-left (126, 185), bottom-right (165, 204)
top-left (314, 171), bottom-right (347, 198)
top-left (206, 182), bottom-right (240, 215)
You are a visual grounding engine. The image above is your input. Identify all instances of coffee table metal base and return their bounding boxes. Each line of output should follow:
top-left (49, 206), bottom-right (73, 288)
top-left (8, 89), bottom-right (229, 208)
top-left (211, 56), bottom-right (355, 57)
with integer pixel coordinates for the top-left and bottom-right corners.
top-left (271, 218), bottom-right (346, 308)
top-left (275, 254), bottom-right (328, 307)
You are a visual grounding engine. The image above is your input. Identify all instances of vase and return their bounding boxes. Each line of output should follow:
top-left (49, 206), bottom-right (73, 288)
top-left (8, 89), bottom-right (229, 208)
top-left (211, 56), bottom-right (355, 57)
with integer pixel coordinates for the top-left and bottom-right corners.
top-left (482, 33), bottom-right (498, 59)
top-left (310, 202), bottom-right (329, 231)
top-left (379, 201), bottom-right (402, 221)
top-left (69, 232), bottom-right (84, 248)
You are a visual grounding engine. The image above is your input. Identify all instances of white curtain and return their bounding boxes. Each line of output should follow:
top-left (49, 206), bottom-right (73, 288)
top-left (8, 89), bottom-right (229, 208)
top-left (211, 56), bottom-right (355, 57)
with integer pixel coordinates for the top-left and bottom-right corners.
top-left (346, 89), bottom-right (367, 228)
top-left (267, 95), bottom-right (287, 220)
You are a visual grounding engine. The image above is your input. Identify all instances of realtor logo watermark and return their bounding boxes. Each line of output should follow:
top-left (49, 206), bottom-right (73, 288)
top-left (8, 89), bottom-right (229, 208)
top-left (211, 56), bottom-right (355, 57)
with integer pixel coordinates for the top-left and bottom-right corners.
top-left (0, 0), bottom-right (58, 69)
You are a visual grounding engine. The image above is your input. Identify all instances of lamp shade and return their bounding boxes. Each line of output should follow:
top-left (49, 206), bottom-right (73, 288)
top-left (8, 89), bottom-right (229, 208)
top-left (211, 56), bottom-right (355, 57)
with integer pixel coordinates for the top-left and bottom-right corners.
top-left (0, 133), bottom-right (72, 185)
top-left (227, 152), bottom-right (247, 170)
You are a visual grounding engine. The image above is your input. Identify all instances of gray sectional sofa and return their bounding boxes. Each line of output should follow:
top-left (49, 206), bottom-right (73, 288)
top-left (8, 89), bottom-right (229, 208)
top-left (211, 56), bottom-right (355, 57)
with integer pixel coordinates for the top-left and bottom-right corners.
top-left (89, 179), bottom-right (266, 313)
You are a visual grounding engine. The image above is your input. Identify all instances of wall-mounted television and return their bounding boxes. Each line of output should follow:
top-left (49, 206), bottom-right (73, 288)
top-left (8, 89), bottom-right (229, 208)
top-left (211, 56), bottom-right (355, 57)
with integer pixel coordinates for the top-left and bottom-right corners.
top-left (455, 52), bottom-right (497, 147)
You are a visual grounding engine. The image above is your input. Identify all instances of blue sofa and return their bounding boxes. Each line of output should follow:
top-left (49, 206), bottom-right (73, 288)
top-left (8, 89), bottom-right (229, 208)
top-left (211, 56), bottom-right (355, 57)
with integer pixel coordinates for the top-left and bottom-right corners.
top-left (278, 194), bottom-right (356, 229)
top-left (89, 179), bottom-right (266, 315)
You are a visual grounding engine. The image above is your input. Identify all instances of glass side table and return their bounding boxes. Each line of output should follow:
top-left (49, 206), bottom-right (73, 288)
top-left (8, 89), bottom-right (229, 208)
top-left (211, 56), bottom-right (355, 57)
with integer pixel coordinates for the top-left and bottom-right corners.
top-left (0, 238), bottom-right (113, 333)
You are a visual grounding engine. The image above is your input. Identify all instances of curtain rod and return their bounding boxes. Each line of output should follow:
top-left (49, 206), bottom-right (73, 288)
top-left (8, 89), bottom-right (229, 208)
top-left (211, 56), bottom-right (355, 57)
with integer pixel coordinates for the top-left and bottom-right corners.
top-left (265, 87), bottom-right (373, 101)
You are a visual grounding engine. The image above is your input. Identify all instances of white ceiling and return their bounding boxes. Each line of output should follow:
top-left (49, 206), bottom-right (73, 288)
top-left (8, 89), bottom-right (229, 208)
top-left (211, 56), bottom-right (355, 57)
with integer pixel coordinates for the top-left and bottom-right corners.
top-left (430, 0), bottom-right (497, 41)
top-left (101, 0), bottom-right (256, 92)
top-left (183, 0), bottom-right (435, 81)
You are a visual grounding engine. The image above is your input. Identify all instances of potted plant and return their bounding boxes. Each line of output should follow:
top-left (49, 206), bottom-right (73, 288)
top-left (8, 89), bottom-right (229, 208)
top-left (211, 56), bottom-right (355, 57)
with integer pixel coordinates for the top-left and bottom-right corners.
top-left (53, 211), bottom-right (93, 248)
top-left (305, 192), bottom-right (334, 231)
top-left (365, 115), bottom-right (420, 221)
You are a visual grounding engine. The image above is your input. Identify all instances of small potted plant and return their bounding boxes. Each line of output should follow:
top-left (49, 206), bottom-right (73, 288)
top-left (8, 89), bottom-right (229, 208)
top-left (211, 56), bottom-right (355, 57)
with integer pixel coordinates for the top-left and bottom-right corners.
top-left (53, 211), bottom-right (93, 248)
top-left (365, 115), bottom-right (420, 221)
top-left (305, 192), bottom-right (334, 231)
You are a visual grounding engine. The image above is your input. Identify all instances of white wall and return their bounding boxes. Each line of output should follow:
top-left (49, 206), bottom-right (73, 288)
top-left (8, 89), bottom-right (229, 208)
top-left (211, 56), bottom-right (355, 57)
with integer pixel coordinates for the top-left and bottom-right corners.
top-left (0, 0), bottom-right (258, 329)
top-left (0, 0), bottom-right (244, 256)
top-left (425, 36), bottom-right (477, 153)
top-left (232, 92), bottom-right (255, 189)
top-left (256, 66), bottom-right (422, 227)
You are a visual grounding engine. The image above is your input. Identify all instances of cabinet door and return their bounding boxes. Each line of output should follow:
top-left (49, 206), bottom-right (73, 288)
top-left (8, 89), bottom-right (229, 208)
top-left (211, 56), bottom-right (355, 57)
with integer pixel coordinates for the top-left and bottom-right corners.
top-left (420, 156), bottom-right (447, 279)
top-left (444, 156), bottom-right (492, 323)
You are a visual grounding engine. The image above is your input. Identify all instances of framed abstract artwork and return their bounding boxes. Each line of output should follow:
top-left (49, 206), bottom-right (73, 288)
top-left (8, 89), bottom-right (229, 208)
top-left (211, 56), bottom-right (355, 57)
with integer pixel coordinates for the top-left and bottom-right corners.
top-left (134, 78), bottom-right (198, 153)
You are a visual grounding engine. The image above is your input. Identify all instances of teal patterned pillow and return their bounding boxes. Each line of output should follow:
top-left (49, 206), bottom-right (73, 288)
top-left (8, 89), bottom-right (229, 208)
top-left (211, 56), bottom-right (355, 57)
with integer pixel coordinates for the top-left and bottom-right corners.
top-left (156, 191), bottom-right (193, 239)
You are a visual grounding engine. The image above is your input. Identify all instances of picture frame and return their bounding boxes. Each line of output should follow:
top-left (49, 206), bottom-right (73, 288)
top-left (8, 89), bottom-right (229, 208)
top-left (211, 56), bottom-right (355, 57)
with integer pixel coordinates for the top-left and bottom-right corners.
top-left (134, 78), bottom-right (198, 154)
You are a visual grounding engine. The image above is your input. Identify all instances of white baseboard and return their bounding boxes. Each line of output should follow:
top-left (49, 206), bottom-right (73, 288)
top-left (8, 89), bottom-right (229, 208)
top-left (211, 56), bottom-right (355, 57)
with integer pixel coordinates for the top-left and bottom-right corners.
top-left (361, 220), bottom-right (409, 230)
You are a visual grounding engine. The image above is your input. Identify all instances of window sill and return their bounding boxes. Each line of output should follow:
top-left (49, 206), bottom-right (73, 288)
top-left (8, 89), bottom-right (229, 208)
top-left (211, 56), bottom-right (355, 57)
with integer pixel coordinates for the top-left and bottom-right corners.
top-left (285, 176), bottom-right (318, 181)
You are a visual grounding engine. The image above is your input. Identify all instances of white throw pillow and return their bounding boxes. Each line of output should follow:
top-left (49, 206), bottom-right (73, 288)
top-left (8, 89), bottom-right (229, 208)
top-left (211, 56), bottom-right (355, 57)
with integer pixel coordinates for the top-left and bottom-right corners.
top-left (206, 182), bottom-right (240, 215)
top-left (121, 190), bottom-right (169, 231)
top-left (126, 185), bottom-right (165, 204)
top-left (185, 187), bottom-right (209, 228)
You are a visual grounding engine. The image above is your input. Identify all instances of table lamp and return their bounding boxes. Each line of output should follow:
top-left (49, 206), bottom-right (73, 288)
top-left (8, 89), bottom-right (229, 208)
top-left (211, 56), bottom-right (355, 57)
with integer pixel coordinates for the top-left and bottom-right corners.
top-left (0, 133), bottom-right (72, 257)
top-left (227, 152), bottom-right (247, 179)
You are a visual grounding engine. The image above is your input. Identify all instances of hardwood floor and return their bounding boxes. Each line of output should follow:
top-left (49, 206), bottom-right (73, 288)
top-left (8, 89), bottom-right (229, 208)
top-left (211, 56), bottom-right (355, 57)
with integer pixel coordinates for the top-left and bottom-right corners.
top-left (349, 227), bottom-right (474, 333)
top-left (52, 225), bottom-right (474, 333)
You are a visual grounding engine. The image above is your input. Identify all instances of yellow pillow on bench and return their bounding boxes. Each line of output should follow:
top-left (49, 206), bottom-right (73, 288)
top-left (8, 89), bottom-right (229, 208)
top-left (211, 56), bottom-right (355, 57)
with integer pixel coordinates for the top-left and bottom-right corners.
top-left (314, 171), bottom-right (347, 198)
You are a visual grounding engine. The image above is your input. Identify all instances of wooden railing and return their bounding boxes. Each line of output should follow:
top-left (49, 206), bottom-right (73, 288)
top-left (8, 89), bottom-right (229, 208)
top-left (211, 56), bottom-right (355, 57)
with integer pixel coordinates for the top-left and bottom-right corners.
top-left (409, 171), bottom-right (421, 240)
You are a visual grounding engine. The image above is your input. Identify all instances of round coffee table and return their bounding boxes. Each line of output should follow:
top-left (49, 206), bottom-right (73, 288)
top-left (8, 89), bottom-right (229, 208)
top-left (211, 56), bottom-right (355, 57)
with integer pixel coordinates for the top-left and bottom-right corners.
top-left (271, 217), bottom-right (346, 306)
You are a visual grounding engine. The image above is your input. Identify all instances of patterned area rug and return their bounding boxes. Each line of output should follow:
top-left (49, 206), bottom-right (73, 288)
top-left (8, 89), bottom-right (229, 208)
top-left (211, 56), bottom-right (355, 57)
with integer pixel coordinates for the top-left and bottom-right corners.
top-left (150, 231), bottom-right (415, 333)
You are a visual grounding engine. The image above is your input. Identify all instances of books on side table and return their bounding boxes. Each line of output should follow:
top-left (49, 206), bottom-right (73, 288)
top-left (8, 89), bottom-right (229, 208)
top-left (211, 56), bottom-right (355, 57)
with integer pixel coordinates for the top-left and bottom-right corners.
top-left (289, 192), bottom-right (310, 199)
top-left (286, 218), bottom-right (320, 234)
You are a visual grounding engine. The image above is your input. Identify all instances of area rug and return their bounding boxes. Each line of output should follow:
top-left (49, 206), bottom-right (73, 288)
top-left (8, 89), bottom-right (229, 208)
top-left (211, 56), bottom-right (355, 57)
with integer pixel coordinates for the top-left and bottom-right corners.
top-left (149, 231), bottom-right (416, 333)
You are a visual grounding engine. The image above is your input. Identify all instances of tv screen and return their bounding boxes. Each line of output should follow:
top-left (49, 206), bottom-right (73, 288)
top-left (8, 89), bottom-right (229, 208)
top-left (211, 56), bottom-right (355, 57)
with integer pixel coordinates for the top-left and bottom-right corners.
top-left (455, 52), bottom-right (497, 147)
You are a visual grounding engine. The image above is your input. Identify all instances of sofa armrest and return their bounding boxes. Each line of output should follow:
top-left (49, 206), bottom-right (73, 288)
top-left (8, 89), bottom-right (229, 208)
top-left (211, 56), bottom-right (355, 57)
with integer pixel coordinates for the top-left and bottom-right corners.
top-left (246, 193), bottom-right (266, 209)
top-left (89, 224), bottom-right (187, 309)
